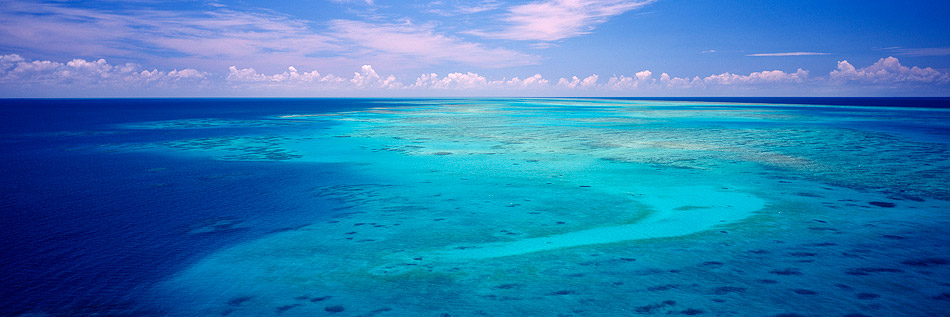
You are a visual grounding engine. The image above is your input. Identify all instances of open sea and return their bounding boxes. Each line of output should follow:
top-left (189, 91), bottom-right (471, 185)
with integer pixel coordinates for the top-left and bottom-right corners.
top-left (1, 98), bottom-right (949, 316)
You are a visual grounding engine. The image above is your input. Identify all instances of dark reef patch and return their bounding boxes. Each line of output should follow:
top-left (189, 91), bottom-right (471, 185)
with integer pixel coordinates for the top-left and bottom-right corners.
top-left (309, 296), bottom-right (332, 302)
top-left (325, 305), bottom-right (345, 313)
top-left (550, 290), bottom-right (577, 295)
top-left (845, 268), bottom-right (904, 276)
top-left (869, 201), bottom-right (896, 208)
top-left (698, 261), bottom-right (724, 268)
top-left (275, 304), bottom-right (302, 314)
top-left (769, 268), bottom-right (803, 276)
top-left (227, 296), bottom-right (253, 306)
top-left (901, 258), bottom-right (950, 267)
top-left (712, 286), bottom-right (746, 295)
top-left (635, 300), bottom-right (677, 313)
top-left (648, 284), bottom-right (678, 291)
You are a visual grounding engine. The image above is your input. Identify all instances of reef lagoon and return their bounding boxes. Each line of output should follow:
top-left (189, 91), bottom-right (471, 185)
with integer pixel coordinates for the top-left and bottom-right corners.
top-left (2, 98), bottom-right (950, 316)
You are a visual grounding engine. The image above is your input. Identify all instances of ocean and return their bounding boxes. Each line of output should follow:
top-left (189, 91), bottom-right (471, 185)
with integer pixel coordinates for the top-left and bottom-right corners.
top-left (1, 98), bottom-right (948, 316)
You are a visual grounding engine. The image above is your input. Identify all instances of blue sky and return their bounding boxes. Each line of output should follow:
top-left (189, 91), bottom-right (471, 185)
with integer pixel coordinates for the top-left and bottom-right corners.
top-left (1, 0), bottom-right (948, 97)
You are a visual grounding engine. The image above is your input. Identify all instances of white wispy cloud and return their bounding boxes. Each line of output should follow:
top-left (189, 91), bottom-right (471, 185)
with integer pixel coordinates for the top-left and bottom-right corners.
top-left (0, 1), bottom-right (541, 73)
top-left (0, 1), bottom-right (339, 71)
top-left (330, 0), bottom-right (374, 5)
top-left (467, 0), bottom-right (655, 41)
top-left (427, 0), bottom-right (504, 16)
top-left (329, 20), bottom-right (540, 68)
top-left (747, 52), bottom-right (830, 57)
top-left (831, 56), bottom-right (949, 83)
top-left (881, 47), bottom-right (950, 57)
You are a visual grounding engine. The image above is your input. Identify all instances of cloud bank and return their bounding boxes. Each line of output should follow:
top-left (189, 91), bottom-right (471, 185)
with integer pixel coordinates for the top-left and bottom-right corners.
top-left (1, 54), bottom-right (946, 96)
top-left (747, 52), bottom-right (830, 57)
top-left (0, 54), bottom-right (207, 88)
top-left (831, 57), bottom-right (949, 83)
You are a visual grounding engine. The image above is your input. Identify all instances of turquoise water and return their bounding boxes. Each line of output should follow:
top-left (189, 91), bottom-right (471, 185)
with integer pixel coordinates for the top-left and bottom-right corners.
top-left (3, 98), bottom-right (950, 315)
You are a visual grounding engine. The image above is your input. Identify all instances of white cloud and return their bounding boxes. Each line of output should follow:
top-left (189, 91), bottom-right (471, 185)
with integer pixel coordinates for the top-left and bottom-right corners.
top-left (658, 73), bottom-right (701, 88)
top-left (410, 72), bottom-right (553, 89)
top-left (411, 72), bottom-right (492, 89)
top-left (704, 69), bottom-right (808, 85)
top-left (0, 2), bottom-right (338, 71)
top-left (0, 54), bottom-right (207, 87)
top-left (601, 68), bottom-right (808, 90)
top-left (831, 56), bottom-right (949, 83)
top-left (226, 66), bottom-right (340, 85)
top-left (468, 0), bottom-right (654, 41)
top-left (557, 74), bottom-right (599, 88)
top-left (427, 0), bottom-right (504, 15)
top-left (226, 64), bottom-right (399, 89)
top-left (747, 52), bottom-right (830, 57)
top-left (329, 20), bottom-right (539, 68)
top-left (506, 74), bottom-right (550, 87)
top-left (331, 0), bottom-right (374, 4)
top-left (351, 65), bottom-right (401, 88)
top-left (4, 54), bottom-right (947, 95)
top-left (606, 70), bottom-right (654, 89)
top-left (882, 47), bottom-right (950, 57)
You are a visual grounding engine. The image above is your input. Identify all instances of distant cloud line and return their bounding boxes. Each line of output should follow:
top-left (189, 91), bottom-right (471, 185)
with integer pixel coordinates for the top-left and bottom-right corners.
top-left (747, 52), bottom-right (831, 57)
top-left (1, 54), bottom-right (947, 93)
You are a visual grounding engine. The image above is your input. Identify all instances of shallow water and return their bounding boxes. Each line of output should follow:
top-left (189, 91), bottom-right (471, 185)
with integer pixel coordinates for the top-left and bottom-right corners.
top-left (2, 98), bottom-right (949, 316)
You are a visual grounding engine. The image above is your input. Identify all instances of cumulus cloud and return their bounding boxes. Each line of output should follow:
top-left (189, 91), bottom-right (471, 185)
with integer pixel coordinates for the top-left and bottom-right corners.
top-left (830, 56), bottom-right (949, 83)
top-left (410, 72), bottom-right (553, 89)
top-left (606, 70), bottom-right (654, 89)
top-left (658, 73), bottom-right (702, 88)
top-left (351, 65), bottom-right (401, 88)
top-left (506, 74), bottom-right (550, 87)
top-left (704, 69), bottom-right (808, 85)
top-left (598, 68), bottom-right (808, 90)
top-left (411, 72), bottom-right (492, 89)
top-left (3, 54), bottom-right (947, 95)
top-left (0, 54), bottom-right (207, 87)
top-left (557, 74), bottom-right (599, 88)
top-left (468, 0), bottom-right (654, 41)
top-left (226, 65), bottom-right (343, 85)
top-left (226, 64), bottom-right (401, 89)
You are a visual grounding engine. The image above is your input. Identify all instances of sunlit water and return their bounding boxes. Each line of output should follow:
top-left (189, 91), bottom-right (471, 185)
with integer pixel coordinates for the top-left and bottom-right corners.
top-left (2, 98), bottom-right (949, 316)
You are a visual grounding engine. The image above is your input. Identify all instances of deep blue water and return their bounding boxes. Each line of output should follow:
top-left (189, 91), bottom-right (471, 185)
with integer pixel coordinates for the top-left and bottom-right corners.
top-left (0, 99), bottom-right (384, 315)
top-left (1, 97), bottom-right (948, 315)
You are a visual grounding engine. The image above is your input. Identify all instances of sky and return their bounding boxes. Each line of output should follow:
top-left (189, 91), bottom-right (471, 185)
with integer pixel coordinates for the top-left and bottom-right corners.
top-left (1, 0), bottom-right (948, 97)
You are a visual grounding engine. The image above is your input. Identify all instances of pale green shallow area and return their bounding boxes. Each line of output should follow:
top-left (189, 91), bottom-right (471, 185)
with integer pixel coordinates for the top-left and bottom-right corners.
top-left (146, 99), bottom-right (950, 316)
